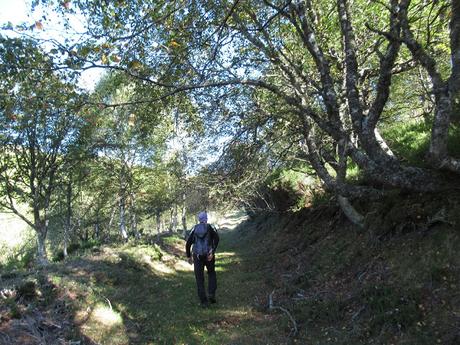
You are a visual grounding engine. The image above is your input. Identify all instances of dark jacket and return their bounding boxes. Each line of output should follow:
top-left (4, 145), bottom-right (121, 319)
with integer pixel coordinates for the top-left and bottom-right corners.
top-left (186, 223), bottom-right (219, 258)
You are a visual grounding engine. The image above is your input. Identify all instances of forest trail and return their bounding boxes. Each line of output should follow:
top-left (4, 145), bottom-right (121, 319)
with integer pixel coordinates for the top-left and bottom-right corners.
top-left (3, 200), bottom-right (460, 345)
top-left (1, 211), bottom-right (292, 345)
top-left (72, 210), bottom-right (290, 344)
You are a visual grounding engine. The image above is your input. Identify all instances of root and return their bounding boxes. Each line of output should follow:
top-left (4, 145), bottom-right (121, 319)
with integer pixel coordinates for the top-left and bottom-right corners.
top-left (268, 289), bottom-right (298, 337)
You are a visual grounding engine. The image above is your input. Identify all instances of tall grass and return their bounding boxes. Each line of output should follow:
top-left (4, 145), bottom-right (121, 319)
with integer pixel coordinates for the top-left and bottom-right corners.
top-left (383, 120), bottom-right (460, 165)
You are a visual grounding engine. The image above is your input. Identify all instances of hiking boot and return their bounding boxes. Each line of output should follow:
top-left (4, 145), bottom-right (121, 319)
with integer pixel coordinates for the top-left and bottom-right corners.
top-left (209, 296), bottom-right (217, 304)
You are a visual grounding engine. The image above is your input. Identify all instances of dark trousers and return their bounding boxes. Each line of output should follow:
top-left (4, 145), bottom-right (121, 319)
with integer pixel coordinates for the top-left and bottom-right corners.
top-left (193, 254), bottom-right (217, 303)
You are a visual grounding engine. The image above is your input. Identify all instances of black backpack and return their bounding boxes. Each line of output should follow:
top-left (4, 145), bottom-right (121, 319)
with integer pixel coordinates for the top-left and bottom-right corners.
top-left (193, 223), bottom-right (211, 256)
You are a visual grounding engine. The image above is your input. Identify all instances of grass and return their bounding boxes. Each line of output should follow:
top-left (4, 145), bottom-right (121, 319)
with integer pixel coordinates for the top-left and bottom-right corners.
top-left (2, 199), bottom-right (459, 345)
top-left (382, 120), bottom-right (460, 165)
top-left (238, 192), bottom-right (460, 345)
top-left (0, 211), bottom-right (288, 345)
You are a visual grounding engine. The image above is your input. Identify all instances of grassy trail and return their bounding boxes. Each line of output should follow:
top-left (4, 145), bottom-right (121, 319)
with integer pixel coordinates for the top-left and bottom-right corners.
top-left (42, 211), bottom-right (288, 345)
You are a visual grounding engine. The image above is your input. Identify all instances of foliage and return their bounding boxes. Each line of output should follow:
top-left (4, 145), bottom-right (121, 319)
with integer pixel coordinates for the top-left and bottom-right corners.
top-left (0, 35), bottom-right (88, 263)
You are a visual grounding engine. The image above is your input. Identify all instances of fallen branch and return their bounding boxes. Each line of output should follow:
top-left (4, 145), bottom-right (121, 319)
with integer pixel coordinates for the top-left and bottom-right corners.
top-left (104, 297), bottom-right (113, 310)
top-left (268, 289), bottom-right (298, 337)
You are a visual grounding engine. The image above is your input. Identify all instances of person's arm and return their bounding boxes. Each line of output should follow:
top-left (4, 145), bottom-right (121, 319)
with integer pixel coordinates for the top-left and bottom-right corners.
top-left (185, 228), bottom-right (195, 258)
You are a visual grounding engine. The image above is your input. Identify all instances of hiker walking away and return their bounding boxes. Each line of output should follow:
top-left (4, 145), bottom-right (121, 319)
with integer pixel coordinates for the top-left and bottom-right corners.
top-left (186, 211), bottom-right (219, 307)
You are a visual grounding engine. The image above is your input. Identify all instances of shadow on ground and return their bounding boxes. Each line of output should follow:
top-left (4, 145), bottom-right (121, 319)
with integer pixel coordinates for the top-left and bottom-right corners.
top-left (0, 211), bottom-right (287, 345)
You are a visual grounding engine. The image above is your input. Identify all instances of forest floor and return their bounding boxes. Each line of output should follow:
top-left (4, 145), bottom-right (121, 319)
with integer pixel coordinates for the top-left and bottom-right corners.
top-left (0, 210), bottom-right (290, 345)
top-left (1, 191), bottom-right (460, 345)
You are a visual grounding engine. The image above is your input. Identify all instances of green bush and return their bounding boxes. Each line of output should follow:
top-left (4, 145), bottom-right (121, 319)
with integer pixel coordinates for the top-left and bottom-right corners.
top-left (52, 239), bottom-right (101, 262)
top-left (265, 167), bottom-right (321, 210)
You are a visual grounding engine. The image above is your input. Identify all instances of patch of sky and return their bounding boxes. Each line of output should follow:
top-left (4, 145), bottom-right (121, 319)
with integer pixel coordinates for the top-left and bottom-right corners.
top-left (0, 0), bottom-right (102, 91)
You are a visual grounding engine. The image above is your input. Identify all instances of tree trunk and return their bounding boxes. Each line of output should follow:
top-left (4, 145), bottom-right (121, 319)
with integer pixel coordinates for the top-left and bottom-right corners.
top-left (348, 145), bottom-right (442, 192)
top-left (36, 222), bottom-right (48, 266)
top-left (173, 204), bottom-right (178, 232)
top-left (33, 203), bottom-right (49, 265)
top-left (130, 193), bottom-right (140, 240)
top-left (450, 0), bottom-right (460, 123)
top-left (168, 206), bottom-right (177, 233)
top-left (131, 211), bottom-right (139, 239)
top-left (108, 203), bottom-right (116, 230)
top-left (64, 180), bottom-right (72, 258)
top-left (94, 222), bottom-right (99, 240)
top-left (156, 211), bottom-right (161, 236)
top-left (428, 91), bottom-right (451, 166)
top-left (119, 195), bottom-right (128, 241)
top-left (337, 196), bottom-right (365, 229)
top-left (181, 192), bottom-right (187, 238)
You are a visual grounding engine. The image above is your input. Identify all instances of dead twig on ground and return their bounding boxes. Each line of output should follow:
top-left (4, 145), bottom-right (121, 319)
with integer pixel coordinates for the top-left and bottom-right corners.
top-left (268, 289), bottom-right (298, 337)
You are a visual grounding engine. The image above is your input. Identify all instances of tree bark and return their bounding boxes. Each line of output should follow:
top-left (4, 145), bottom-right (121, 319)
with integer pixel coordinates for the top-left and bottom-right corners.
top-left (181, 192), bottom-right (187, 238)
top-left (108, 203), bottom-right (116, 230)
top-left (94, 222), bottom-right (100, 240)
top-left (35, 221), bottom-right (48, 266)
top-left (399, 0), bottom-right (460, 173)
top-left (64, 180), bottom-right (72, 258)
top-left (156, 211), bottom-right (161, 236)
top-left (337, 196), bottom-right (365, 229)
top-left (450, 0), bottom-right (460, 123)
top-left (119, 195), bottom-right (128, 241)
top-left (130, 193), bottom-right (140, 240)
top-left (168, 206), bottom-right (178, 233)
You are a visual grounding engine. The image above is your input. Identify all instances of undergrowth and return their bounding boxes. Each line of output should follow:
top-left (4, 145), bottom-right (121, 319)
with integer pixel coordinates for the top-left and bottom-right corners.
top-left (1, 200), bottom-right (459, 344)
top-left (0, 215), bottom-right (287, 345)
top-left (248, 189), bottom-right (460, 344)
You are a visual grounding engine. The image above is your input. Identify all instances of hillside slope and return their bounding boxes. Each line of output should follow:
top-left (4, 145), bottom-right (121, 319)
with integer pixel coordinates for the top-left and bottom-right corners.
top-left (1, 194), bottom-right (459, 345)
top-left (243, 189), bottom-right (460, 344)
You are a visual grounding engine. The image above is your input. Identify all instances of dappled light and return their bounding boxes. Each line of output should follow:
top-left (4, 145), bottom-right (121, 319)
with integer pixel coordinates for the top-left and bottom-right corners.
top-left (81, 304), bottom-right (129, 345)
top-left (1, 0), bottom-right (460, 343)
top-left (174, 259), bottom-right (194, 272)
top-left (91, 303), bottom-right (123, 327)
top-left (217, 211), bottom-right (249, 231)
top-left (149, 260), bottom-right (175, 275)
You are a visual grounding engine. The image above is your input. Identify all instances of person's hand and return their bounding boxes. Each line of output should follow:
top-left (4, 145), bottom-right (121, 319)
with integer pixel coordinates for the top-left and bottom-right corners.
top-left (207, 253), bottom-right (214, 262)
top-left (187, 257), bottom-right (193, 265)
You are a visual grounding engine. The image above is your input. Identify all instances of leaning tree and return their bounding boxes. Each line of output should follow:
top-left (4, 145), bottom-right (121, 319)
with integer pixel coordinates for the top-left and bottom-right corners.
top-left (27, 0), bottom-right (459, 225)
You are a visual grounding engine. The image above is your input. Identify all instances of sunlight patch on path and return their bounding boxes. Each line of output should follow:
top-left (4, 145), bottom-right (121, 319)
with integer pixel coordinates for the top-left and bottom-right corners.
top-left (217, 251), bottom-right (237, 258)
top-left (174, 259), bottom-right (193, 272)
top-left (138, 252), bottom-right (175, 275)
top-left (81, 303), bottom-right (129, 345)
top-left (216, 210), bottom-right (248, 231)
top-left (91, 304), bottom-right (123, 327)
top-left (149, 260), bottom-right (175, 275)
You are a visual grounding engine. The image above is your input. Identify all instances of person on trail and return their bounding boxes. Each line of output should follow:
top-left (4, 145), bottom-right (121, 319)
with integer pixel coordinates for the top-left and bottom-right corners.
top-left (186, 211), bottom-right (219, 307)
